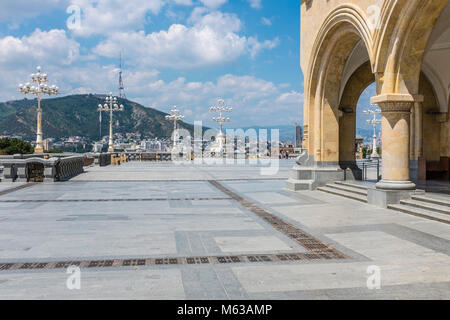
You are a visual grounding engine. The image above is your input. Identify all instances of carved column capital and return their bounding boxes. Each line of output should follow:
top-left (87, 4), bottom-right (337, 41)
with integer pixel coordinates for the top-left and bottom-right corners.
top-left (370, 94), bottom-right (423, 113)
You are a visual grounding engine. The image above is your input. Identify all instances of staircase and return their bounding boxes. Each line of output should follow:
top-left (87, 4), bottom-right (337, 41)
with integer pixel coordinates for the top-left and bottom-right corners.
top-left (317, 181), bottom-right (450, 224)
top-left (317, 181), bottom-right (368, 203)
top-left (388, 195), bottom-right (450, 225)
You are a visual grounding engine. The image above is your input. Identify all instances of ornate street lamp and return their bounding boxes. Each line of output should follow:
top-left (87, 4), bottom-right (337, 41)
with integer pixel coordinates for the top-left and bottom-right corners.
top-left (165, 106), bottom-right (185, 151)
top-left (19, 66), bottom-right (59, 153)
top-left (98, 92), bottom-right (124, 152)
top-left (210, 98), bottom-right (232, 154)
top-left (364, 104), bottom-right (382, 159)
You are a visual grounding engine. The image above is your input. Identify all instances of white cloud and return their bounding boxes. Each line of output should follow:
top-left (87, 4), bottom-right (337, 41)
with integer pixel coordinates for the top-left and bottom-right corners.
top-left (247, 0), bottom-right (262, 9)
top-left (94, 10), bottom-right (278, 68)
top-left (0, 0), bottom-right (198, 30)
top-left (69, 0), bottom-right (167, 37)
top-left (276, 91), bottom-right (304, 106)
top-left (124, 74), bottom-right (302, 126)
top-left (0, 1), bottom-right (298, 127)
top-left (0, 29), bottom-right (80, 69)
top-left (261, 17), bottom-right (272, 26)
top-left (248, 37), bottom-right (279, 58)
top-left (199, 0), bottom-right (228, 9)
top-left (0, 0), bottom-right (69, 23)
top-left (0, 52), bottom-right (301, 126)
top-left (172, 0), bottom-right (194, 5)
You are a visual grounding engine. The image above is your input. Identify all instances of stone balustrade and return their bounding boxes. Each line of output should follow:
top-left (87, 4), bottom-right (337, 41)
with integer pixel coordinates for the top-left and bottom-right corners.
top-left (98, 153), bottom-right (111, 167)
top-left (55, 156), bottom-right (84, 181)
top-left (0, 155), bottom-right (84, 182)
top-left (124, 152), bottom-right (172, 161)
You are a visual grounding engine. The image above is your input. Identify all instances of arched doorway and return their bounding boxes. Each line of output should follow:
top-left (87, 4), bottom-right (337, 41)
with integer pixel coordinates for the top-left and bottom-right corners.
top-left (290, 0), bottom-right (450, 196)
top-left (339, 60), bottom-right (375, 178)
top-left (369, 0), bottom-right (450, 191)
top-left (287, 5), bottom-right (375, 190)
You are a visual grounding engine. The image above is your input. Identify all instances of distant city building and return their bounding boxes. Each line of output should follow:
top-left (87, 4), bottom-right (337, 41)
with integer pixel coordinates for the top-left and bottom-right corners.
top-left (92, 142), bottom-right (103, 153)
top-left (42, 138), bottom-right (53, 151)
top-left (140, 139), bottom-right (169, 152)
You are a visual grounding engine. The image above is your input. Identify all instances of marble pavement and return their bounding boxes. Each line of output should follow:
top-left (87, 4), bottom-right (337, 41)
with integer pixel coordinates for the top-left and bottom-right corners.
top-left (0, 161), bottom-right (448, 299)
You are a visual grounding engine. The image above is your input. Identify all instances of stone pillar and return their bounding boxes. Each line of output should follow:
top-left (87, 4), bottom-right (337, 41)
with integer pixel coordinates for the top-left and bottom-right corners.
top-left (410, 106), bottom-right (415, 160)
top-left (414, 102), bottom-right (423, 159)
top-left (371, 94), bottom-right (423, 191)
top-left (409, 102), bottom-right (423, 182)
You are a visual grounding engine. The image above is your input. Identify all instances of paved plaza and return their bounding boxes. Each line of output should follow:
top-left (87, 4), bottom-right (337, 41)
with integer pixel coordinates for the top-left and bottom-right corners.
top-left (0, 160), bottom-right (449, 299)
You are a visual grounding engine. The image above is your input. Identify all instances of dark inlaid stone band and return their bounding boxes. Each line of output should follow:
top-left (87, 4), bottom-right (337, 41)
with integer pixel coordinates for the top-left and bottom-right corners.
top-left (0, 183), bottom-right (35, 196)
top-left (0, 180), bottom-right (348, 272)
top-left (208, 180), bottom-right (347, 257)
top-left (0, 251), bottom-right (345, 271)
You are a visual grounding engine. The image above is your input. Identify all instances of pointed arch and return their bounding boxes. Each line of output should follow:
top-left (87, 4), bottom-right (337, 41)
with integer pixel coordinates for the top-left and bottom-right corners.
top-left (375, 0), bottom-right (449, 95)
top-left (304, 4), bottom-right (375, 162)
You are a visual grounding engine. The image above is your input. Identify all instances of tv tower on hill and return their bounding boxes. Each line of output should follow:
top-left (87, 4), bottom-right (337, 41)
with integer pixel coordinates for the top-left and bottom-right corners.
top-left (118, 53), bottom-right (126, 99)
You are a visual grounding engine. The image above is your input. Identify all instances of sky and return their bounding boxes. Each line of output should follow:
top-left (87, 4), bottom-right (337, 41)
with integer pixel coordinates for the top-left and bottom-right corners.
top-left (0, 0), bottom-right (304, 129)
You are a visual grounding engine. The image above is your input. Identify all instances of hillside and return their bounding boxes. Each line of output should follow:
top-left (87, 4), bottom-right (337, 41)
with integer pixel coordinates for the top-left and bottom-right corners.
top-left (0, 94), bottom-right (194, 141)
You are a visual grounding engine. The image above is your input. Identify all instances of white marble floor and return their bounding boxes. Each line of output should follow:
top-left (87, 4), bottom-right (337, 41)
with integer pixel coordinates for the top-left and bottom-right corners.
top-left (0, 161), bottom-right (448, 299)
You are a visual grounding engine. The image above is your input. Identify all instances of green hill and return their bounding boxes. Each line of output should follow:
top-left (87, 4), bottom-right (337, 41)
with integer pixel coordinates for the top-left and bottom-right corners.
top-left (0, 94), bottom-right (194, 141)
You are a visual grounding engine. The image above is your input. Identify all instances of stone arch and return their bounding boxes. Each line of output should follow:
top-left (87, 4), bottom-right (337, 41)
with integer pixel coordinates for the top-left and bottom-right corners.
top-left (339, 61), bottom-right (375, 166)
top-left (375, 0), bottom-right (449, 95)
top-left (419, 72), bottom-right (441, 162)
top-left (305, 4), bottom-right (374, 163)
top-left (421, 63), bottom-right (447, 113)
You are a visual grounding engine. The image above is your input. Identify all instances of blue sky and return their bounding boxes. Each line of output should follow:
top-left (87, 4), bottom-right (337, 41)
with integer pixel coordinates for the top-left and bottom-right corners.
top-left (0, 0), bottom-right (305, 129)
top-left (0, 0), bottom-right (378, 133)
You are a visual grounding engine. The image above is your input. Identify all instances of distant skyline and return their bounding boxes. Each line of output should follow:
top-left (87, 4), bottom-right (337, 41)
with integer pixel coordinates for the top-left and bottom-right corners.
top-left (0, 0), bottom-right (376, 130)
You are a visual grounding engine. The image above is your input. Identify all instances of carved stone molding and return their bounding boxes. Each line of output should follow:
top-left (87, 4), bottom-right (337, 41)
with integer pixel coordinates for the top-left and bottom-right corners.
top-left (370, 94), bottom-right (424, 113)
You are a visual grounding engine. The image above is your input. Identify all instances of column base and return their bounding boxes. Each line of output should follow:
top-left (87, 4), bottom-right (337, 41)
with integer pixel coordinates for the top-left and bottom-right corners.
top-left (285, 151), bottom-right (349, 191)
top-left (108, 147), bottom-right (115, 153)
top-left (368, 187), bottom-right (423, 208)
top-left (376, 180), bottom-right (416, 191)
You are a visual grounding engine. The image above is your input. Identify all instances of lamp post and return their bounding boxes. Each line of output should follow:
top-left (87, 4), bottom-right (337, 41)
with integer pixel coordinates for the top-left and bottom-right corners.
top-left (210, 99), bottom-right (232, 154)
top-left (364, 104), bottom-right (382, 159)
top-left (98, 92), bottom-right (124, 152)
top-left (19, 66), bottom-right (59, 153)
top-left (165, 106), bottom-right (185, 151)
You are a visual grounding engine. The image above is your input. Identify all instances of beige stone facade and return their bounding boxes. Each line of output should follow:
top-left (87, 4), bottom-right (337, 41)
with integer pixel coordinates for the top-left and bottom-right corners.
top-left (299, 0), bottom-right (450, 190)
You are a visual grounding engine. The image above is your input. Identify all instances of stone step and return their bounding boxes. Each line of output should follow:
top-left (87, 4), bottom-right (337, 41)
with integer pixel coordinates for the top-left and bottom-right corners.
top-left (400, 199), bottom-right (450, 216)
top-left (388, 204), bottom-right (450, 225)
top-left (317, 186), bottom-right (367, 203)
top-left (286, 179), bottom-right (315, 191)
top-left (334, 181), bottom-right (369, 191)
top-left (411, 195), bottom-right (450, 208)
top-left (325, 183), bottom-right (368, 196)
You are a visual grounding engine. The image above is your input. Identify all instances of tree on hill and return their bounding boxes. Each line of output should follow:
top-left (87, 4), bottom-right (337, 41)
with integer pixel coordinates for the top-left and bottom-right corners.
top-left (0, 138), bottom-right (34, 155)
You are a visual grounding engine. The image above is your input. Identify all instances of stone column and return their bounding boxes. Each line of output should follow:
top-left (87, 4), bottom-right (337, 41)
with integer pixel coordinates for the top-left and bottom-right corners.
top-left (410, 106), bottom-right (415, 160)
top-left (371, 94), bottom-right (423, 190)
top-left (409, 102), bottom-right (423, 182)
top-left (414, 102), bottom-right (423, 159)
